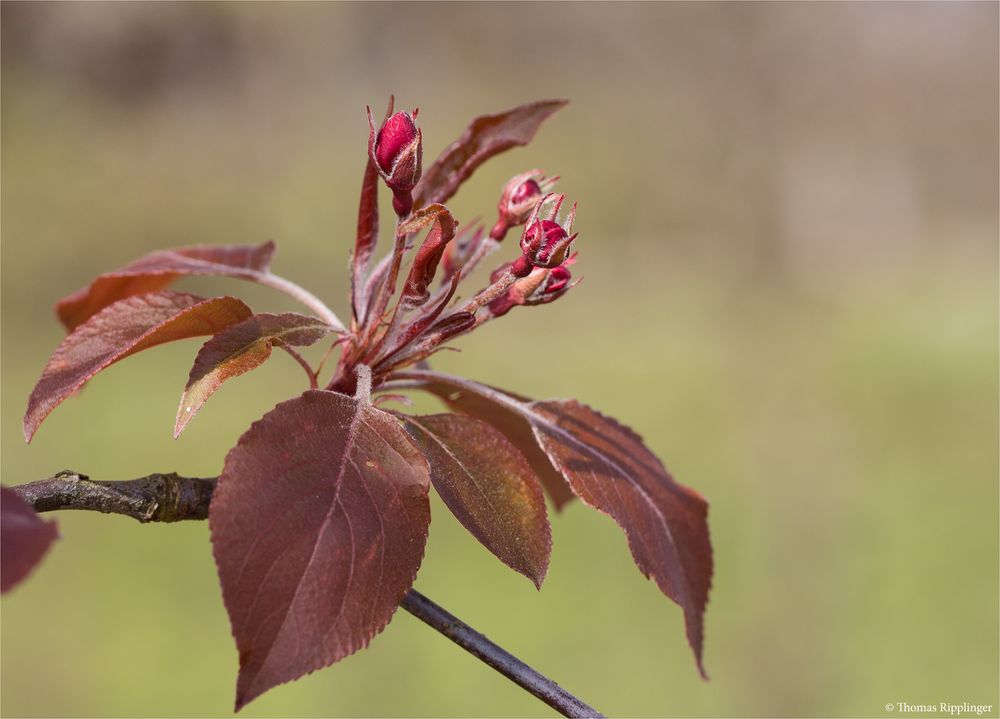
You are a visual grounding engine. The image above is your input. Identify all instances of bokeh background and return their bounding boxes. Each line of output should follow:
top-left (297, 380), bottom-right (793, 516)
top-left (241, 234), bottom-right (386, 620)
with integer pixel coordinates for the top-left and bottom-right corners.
top-left (2, 3), bottom-right (997, 718)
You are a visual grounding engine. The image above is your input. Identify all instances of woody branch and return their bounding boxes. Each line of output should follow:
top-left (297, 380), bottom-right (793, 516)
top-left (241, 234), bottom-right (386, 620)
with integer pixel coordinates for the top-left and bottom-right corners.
top-left (9, 471), bottom-right (604, 719)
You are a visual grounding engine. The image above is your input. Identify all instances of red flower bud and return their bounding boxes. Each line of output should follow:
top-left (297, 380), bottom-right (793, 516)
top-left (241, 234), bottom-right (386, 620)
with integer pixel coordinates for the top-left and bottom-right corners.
top-left (375, 113), bottom-right (418, 171)
top-left (510, 178), bottom-right (542, 206)
top-left (368, 103), bottom-right (423, 217)
top-left (487, 260), bottom-right (574, 318)
top-left (520, 219), bottom-right (575, 268)
top-left (544, 265), bottom-right (572, 294)
top-left (490, 170), bottom-right (558, 241)
top-left (518, 193), bottom-right (577, 269)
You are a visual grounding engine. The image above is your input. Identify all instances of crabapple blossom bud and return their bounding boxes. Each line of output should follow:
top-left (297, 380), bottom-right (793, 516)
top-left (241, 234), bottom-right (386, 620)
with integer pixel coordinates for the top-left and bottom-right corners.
top-left (544, 264), bottom-right (572, 294)
top-left (487, 261), bottom-right (572, 318)
top-left (490, 170), bottom-right (557, 241)
top-left (510, 178), bottom-right (542, 206)
top-left (520, 219), bottom-right (575, 268)
top-left (368, 106), bottom-right (423, 217)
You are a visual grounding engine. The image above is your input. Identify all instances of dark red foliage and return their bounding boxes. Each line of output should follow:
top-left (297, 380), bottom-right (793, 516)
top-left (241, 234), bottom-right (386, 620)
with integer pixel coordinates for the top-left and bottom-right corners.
top-left (1, 486), bottom-right (58, 593)
top-left (175, 312), bottom-right (334, 436)
top-left (25, 292), bottom-right (253, 442)
top-left (529, 400), bottom-right (713, 677)
top-left (404, 413), bottom-right (551, 587)
top-left (23, 97), bottom-right (714, 711)
top-left (210, 390), bottom-right (431, 709)
top-left (413, 99), bottom-right (568, 208)
top-left (396, 371), bottom-right (712, 676)
top-left (56, 242), bottom-right (275, 332)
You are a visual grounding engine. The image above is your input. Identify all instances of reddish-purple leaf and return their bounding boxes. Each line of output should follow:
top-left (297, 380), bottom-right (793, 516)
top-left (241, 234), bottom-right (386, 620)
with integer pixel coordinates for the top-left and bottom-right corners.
top-left (414, 379), bottom-right (575, 510)
top-left (56, 241), bottom-right (275, 331)
top-left (351, 158), bottom-right (380, 325)
top-left (412, 100), bottom-right (568, 208)
top-left (403, 413), bottom-right (551, 587)
top-left (25, 292), bottom-right (253, 442)
top-left (210, 390), bottom-right (431, 710)
top-left (1, 486), bottom-right (58, 593)
top-left (399, 370), bottom-right (712, 676)
top-left (399, 205), bottom-right (457, 307)
top-left (175, 313), bottom-right (333, 437)
top-left (528, 400), bottom-right (712, 678)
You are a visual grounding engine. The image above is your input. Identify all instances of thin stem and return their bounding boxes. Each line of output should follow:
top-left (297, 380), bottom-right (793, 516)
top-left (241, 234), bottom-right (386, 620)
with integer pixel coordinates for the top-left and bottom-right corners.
top-left (455, 268), bottom-right (517, 315)
top-left (255, 272), bottom-right (346, 332)
top-left (280, 346), bottom-right (317, 389)
top-left (9, 472), bottom-right (604, 718)
top-left (314, 336), bottom-right (348, 385)
top-left (361, 220), bottom-right (407, 342)
top-left (401, 590), bottom-right (604, 719)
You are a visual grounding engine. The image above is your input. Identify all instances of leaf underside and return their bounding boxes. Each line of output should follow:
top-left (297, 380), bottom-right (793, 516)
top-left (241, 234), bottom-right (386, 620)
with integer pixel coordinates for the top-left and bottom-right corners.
top-left (210, 390), bottom-right (431, 710)
top-left (404, 413), bottom-right (551, 587)
top-left (24, 291), bottom-right (253, 442)
top-left (175, 312), bottom-right (333, 437)
top-left (412, 99), bottom-right (568, 208)
top-left (56, 241), bottom-right (275, 331)
top-left (0, 487), bottom-right (59, 594)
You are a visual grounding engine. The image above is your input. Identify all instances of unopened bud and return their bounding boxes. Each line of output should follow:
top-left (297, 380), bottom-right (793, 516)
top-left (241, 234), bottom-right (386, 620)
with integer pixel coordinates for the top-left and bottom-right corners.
top-left (487, 261), bottom-right (572, 318)
top-left (544, 265), bottom-right (572, 294)
top-left (518, 194), bottom-right (578, 269)
top-left (368, 104), bottom-right (423, 217)
top-left (520, 219), bottom-right (575, 268)
top-left (491, 170), bottom-right (558, 241)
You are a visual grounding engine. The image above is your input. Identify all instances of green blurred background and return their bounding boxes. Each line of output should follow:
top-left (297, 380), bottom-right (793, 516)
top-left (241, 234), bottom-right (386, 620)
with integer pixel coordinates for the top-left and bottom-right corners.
top-left (2, 3), bottom-right (997, 717)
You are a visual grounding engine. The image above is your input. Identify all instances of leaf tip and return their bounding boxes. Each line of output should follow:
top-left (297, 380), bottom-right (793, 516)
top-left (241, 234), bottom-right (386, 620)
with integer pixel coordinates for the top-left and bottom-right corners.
top-left (173, 402), bottom-right (193, 439)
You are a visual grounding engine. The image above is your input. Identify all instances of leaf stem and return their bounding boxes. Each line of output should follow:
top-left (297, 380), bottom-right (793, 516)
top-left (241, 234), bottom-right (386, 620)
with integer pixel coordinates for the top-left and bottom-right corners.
top-left (9, 472), bottom-right (604, 718)
top-left (455, 268), bottom-right (517, 315)
top-left (255, 272), bottom-right (346, 332)
top-left (280, 346), bottom-right (318, 389)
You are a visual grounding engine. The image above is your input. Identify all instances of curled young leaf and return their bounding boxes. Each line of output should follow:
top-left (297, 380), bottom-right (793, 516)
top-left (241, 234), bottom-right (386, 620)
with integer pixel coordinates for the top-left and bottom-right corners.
top-left (210, 390), bottom-right (431, 710)
top-left (56, 242), bottom-right (275, 331)
top-left (413, 100), bottom-right (568, 208)
top-left (403, 413), bottom-right (551, 587)
top-left (1, 486), bottom-right (58, 594)
top-left (175, 313), bottom-right (334, 437)
top-left (399, 206), bottom-right (457, 307)
top-left (24, 292), bottom-right (253, 442)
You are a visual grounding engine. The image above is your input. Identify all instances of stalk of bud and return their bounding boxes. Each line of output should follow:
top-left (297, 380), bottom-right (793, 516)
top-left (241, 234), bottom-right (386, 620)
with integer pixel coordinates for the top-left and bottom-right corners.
top-left (490, 170), bottom-right (558, 242)
top-left (487, 259), bottom-right (575, 318)
top-left (368, 104), bottom-right (423, 217)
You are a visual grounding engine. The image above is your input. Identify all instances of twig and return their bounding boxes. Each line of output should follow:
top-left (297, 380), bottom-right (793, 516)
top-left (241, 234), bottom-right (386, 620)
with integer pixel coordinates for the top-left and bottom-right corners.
top-left (10, 471), bottom-right (605, 719)
top-left (401, 590), bottom-right (604, 719)
top-left (12, 470), bottom-right (215, 522)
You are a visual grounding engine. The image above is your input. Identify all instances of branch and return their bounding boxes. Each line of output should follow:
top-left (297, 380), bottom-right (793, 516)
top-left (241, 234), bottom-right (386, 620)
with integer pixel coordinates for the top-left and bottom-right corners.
top-left (10, 471), bottom-right (604, 719)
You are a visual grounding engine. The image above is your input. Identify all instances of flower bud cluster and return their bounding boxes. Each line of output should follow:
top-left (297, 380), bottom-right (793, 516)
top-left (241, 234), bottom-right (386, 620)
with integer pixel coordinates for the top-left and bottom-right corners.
top-left (352, 99), bottom-right (579, 383)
